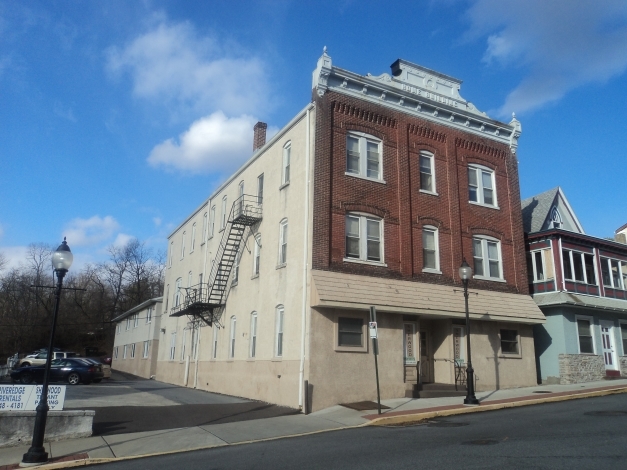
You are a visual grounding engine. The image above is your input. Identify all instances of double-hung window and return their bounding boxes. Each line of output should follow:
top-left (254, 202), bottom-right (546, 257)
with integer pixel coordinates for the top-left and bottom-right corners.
top-left (146, 307), bottom-right (152, 323)
top-left (130, 343), bottom-right (136, 359)
top-left (191, 223), bottom-right (196, 253)
top-left (275, 306), bottom-right (284, 357)
top-left (419, 151), bottom-right (436, 194)
top-left (174, 278), bottom-right (182, 308)
top-left (250, 312), bottom-right (258, 358)
top-left (209, 206), bottom-right (216, 238)
top-left (181, 231), bottom-right (186, 259)
top-left (346, 132), bottom-right (382, 181)
top-left (282, 143), bottom-right (291, 185)
top-left (257, 174), bottom-right (264, 203)
top-left (202, 212), bottom-right (208, 243)
top-left (472, 236), bottom-right (503, 280)
top-left (233, 251), bottom-right (241, 285)
top-left (345, 214), bottom-right (383, 263)
top-left (601, 257), bottom-right (626, 290)
top-left (253, 234), bottom-right (261, 276)
top-left (562, 250), bottom-right (597, 285)
top-left (468, 164), bottom-right (497, 207)
top-left (143, 341), bottom-right (149, 358)
top-left (221, 196), bottom-right (228, 230)
top-left (133, 314), bottom-right (139, 328)
top-left (169, 332), bottom-right (176, 360)
top-left (126, 318), bottom-right (131, 330)
top-left (123, 345), bottom-right (127, 359)
top-left (338, 317), bottom-right (364, 347)
top-left (576, 317), bottom-right (594, 354)
top-left (500, 329), bottom-right (519, 354)
top-left (114, 347), bottom-right (118, 359)
top-left (422, 226), bottom-right (440, 272)
top-left (278, 219), bottom-right (288, 265)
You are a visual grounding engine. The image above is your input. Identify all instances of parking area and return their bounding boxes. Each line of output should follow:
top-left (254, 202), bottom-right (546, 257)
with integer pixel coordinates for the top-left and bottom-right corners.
top-left (63, 371), bottom-right (299, 435)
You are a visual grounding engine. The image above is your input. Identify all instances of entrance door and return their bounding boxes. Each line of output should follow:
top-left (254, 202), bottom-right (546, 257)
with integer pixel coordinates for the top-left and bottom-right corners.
top-left (419, 330), bottom-right (431, 383)
top-left (600, 321), bottom-right (618, 371)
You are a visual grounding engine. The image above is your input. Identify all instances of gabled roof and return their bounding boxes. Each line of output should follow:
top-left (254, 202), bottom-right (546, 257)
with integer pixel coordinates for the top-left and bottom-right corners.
top-left (521, 186), bottom-right (584, 234)
top-left (112, 297), bottom-right (162, 323)
top-left (616, 222), bottom-right (627, 234)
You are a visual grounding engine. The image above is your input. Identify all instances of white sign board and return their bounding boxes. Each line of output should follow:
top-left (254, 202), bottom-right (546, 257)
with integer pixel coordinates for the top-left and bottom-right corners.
top-left (369, 321), bottom-right (378, 339)
top-left (0, 385), bottom-right (66, 411)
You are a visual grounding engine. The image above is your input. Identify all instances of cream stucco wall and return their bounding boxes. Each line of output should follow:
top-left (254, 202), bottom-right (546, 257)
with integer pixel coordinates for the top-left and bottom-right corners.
top-left (112, 299), bottom-right (162, 379)
top-left (156, 106), bottom-right (315, 409)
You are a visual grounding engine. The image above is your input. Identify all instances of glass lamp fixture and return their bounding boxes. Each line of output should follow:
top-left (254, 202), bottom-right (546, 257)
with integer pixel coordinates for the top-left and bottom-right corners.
top-left (459, 259), bottom-right (472, 281)
top-left (51, 238), bottom-right (73, 272)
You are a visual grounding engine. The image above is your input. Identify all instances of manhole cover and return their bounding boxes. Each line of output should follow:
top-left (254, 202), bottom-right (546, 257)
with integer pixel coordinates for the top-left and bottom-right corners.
top-left (532, 391), bottom-right (552, 394)
top-left (463, 439), bottom-right (499, 446)
top-left (585, 411), bottom-right (627, 417)
top-left (427, 421), bottom-right (469, 428)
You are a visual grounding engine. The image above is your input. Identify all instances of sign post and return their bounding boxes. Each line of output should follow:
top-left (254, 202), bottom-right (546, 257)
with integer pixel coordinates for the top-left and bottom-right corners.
top-left (370, 306), bottom-right (382, 415)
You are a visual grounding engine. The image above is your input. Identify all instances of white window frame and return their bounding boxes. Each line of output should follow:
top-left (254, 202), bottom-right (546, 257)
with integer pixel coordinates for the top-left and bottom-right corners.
top-left (282, 142), bottom-right (291, 186)
top-left (278, 219), bottom-right (288, 266)
top-left (123, 345), bottom-right (127, 359)
top-left (601, 257), bottom-right (626, 290)
top-left (133, 313), bottom-right (139, 328)
top-left (126, 317), bottom-right (131, 331)
top-left (562, 249), bottom-right (597, 285)
top-left (419, 151), bottom-right (437, 195)
top-left (130, 343), bottom-right (136, 359)
top-left (180, 231), bottom-right (186, 259)
top-left (212, 325), bottom-right (219, 360)
top-left (209, 206), bottom-right (216, 238)
top-left (202, 212), bottom-right (208, 244)
top-left (257, 173), bottom-right (264, 203)
top-left (143, 341), bottom-right (149, 359)
top-left (174, 278), bottom-right (182, 307)
top-left (117, 323), bottom-right (121, 334)
top-left (468, 164), bottom-right (498, 208)
top-left (221, 196), bottom-right (228, 230)
top-left (191, 223), bottom-right (196, 253)
top-left (575, 315), bottom-right (596, 354)
top-left (422, 225), bottom-right (440, 273)
top-left (169, 332), bottom-right (177, 361)
top-left (345, 131), bottom-right (384, 183)
top-left (146, 307), bottom-right (152, 324)
top-left (233, 250), bottom-right (241, 285)
top-left (275, 305), bottom-right (284, 357)
top-left (344, 213), bottom-right (385, 266)
top-left (181, 328), bottom-right (187, 361)
top-left (472, 235), bottom-right (504, 281)
top-left (250, 312), bottom-right (258, 358)
top-left (253, 234), bottom-right (261, 276)
top-left (229, 316), bottom-right (236, 359)
top-left (114, 346), bottom-right (118, 359)
top-left (238, 181), bottom-right (245, 215)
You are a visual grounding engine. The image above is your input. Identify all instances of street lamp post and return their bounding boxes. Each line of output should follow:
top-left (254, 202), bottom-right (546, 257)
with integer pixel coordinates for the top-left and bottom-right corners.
top-left (459, 259), bottom-right (479, 406)
top-left (22, 238), bottom-right (73, 466)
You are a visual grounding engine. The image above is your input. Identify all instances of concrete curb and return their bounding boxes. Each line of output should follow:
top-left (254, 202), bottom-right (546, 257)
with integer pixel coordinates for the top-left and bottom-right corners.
top-left (368, 386), bottom-right (627, 427)
top-left (12, 385), bottom-right (627, 469)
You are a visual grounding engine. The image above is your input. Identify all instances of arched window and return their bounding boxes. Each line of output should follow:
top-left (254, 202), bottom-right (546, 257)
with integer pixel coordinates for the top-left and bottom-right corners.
top-left (422, 225), bottom-right (440, 273)
top-left (550, 207), bottom-right (562, 229)
top-left (278, 218), bottom-right (288, 265)
top-left (174, 278), bottom-right (182, 307)
top-left (191, 223), bottom-right (196, 252)
top-left (181, 231), bottom-right (186, 259)
top-left (345, 213), bottom-right (383, 263)
top-left (282, 142), bottom-right (291, 185)
top-left (229, 316), bottom-right (237, 358)
top-left (346, 131), bottom-right (382, 180)
top-left (221, 195), bottom-right (228, 230)
top-left (253, 234), bottom-right (261, 275)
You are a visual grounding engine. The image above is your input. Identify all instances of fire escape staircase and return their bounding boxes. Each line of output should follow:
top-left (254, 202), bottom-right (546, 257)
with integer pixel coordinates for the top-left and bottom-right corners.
top-left (169, 195), bottom-right (262, 326)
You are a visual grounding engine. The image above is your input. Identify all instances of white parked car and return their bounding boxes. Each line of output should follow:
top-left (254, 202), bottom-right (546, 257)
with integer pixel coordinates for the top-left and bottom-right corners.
top-left (18, 351), bottom-right (79, 368)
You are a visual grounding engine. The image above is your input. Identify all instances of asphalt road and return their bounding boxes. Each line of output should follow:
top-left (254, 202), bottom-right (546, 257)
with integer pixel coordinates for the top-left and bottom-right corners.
top-left (63, 371), bottom-right (299, 435)
top-left (89, 394), bottom-right (627, 470)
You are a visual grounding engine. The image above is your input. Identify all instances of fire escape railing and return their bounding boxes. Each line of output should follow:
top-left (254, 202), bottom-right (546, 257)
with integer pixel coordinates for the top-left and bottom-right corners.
top-left (169, 195), bottom-right (262, 325)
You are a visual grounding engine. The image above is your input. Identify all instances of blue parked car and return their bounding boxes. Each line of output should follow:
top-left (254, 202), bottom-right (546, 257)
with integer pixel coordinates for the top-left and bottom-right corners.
top-left (10, 358), bottom-right (104, 385)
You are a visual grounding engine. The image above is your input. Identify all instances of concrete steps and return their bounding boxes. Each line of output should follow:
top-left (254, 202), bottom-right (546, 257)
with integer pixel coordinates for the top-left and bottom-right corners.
top-left (405, 383), bottom-right (467, 399)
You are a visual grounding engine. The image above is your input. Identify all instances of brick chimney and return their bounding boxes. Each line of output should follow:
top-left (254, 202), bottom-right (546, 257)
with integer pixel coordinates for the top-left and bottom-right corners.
top-left (253, 121), bottom-right (267, 151)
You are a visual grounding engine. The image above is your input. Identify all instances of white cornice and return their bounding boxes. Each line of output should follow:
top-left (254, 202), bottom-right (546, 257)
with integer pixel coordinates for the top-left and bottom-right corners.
top-left (312, 49), bottom-right (521, 152)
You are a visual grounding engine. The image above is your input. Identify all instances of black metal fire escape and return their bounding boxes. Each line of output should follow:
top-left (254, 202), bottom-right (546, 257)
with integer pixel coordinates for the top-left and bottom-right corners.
top-left (169, 194), bottom-right (262, 326)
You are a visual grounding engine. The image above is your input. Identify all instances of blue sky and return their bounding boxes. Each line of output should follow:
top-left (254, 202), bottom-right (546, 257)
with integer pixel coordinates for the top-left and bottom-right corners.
top-left (2, 0), bottom-right (627, 269)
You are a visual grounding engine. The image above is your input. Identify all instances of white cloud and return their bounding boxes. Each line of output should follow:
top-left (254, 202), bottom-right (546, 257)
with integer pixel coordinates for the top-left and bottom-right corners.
top-left (106, 21), bottom-right (271, 117)
top-left (148, 111), bottom-right (263, 174)
top-left (63, 216), bottom-right (120, 247)
top-left (0, 246), bottom-right (29, 271)
top-left (464, 0), bottom-right (627, 116)
top-left (153, 217), bottom-right (162, 227)
top-left (113, 233), bottom-right (134, 248)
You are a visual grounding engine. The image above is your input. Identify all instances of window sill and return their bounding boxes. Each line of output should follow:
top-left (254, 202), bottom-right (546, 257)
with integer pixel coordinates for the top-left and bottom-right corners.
top-left (473, 275), bottom-right (506, 283)
top-left (469, 201), bottom-right (500, 210)
top-left (419, 189), bottom-right (439, 196)
top-left (276, 263), bottom-right (286, 270)
top-left (499, 353), bottom-right (522, 359)
top-left (200, 242), bottom-right (205, 246)
top-left (231, 280), bottom-right (238, 287)
top-left (335, 345), bottom-right (368, 353)
top-left (251, 274), bottom-right (259, 280)
top-left (343, 257), bottom-right (387, 267)
top-left (271, 356), bottom-right (283, 362)
top-left (422, 268), bottom-right (442, 274)
top-left (246, 358), bottom-right (256, 362)
top-left (345, 172), bottom-right (386, 185)
top-left (279, 182), bottom-right (290, 190)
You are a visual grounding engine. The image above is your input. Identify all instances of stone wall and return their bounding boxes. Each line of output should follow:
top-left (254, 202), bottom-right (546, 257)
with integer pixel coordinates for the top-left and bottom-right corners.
top-left (559, 354), bottom-right (605, 384)
top-left (0, 410), bottom-right (94, 448)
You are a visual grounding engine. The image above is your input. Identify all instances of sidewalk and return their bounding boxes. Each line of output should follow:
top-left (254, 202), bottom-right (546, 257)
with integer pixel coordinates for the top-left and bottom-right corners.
top-left (2, 379), bottom-right (626, 469)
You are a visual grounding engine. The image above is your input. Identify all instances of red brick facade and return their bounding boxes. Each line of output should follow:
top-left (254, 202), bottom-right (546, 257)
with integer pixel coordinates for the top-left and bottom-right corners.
top-left (312, 90), bottom-right (529, 295)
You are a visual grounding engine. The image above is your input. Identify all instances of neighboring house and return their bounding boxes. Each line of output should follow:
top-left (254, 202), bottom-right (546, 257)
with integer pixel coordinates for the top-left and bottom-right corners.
top-left (156, 49), bottom-right (544, 412)
top-left (522, 187), bottom-right (627, 384)
top-left (111, 297), bottom-right (162, 379)
top-left (616, 223), bottom-right (627, 244)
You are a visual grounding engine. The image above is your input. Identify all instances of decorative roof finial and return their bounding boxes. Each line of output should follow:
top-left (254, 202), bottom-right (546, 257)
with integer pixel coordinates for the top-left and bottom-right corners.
top-left (512, 112), bottom-right (516, 119)
top-left (323, 45), bottom-right (327, 53)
